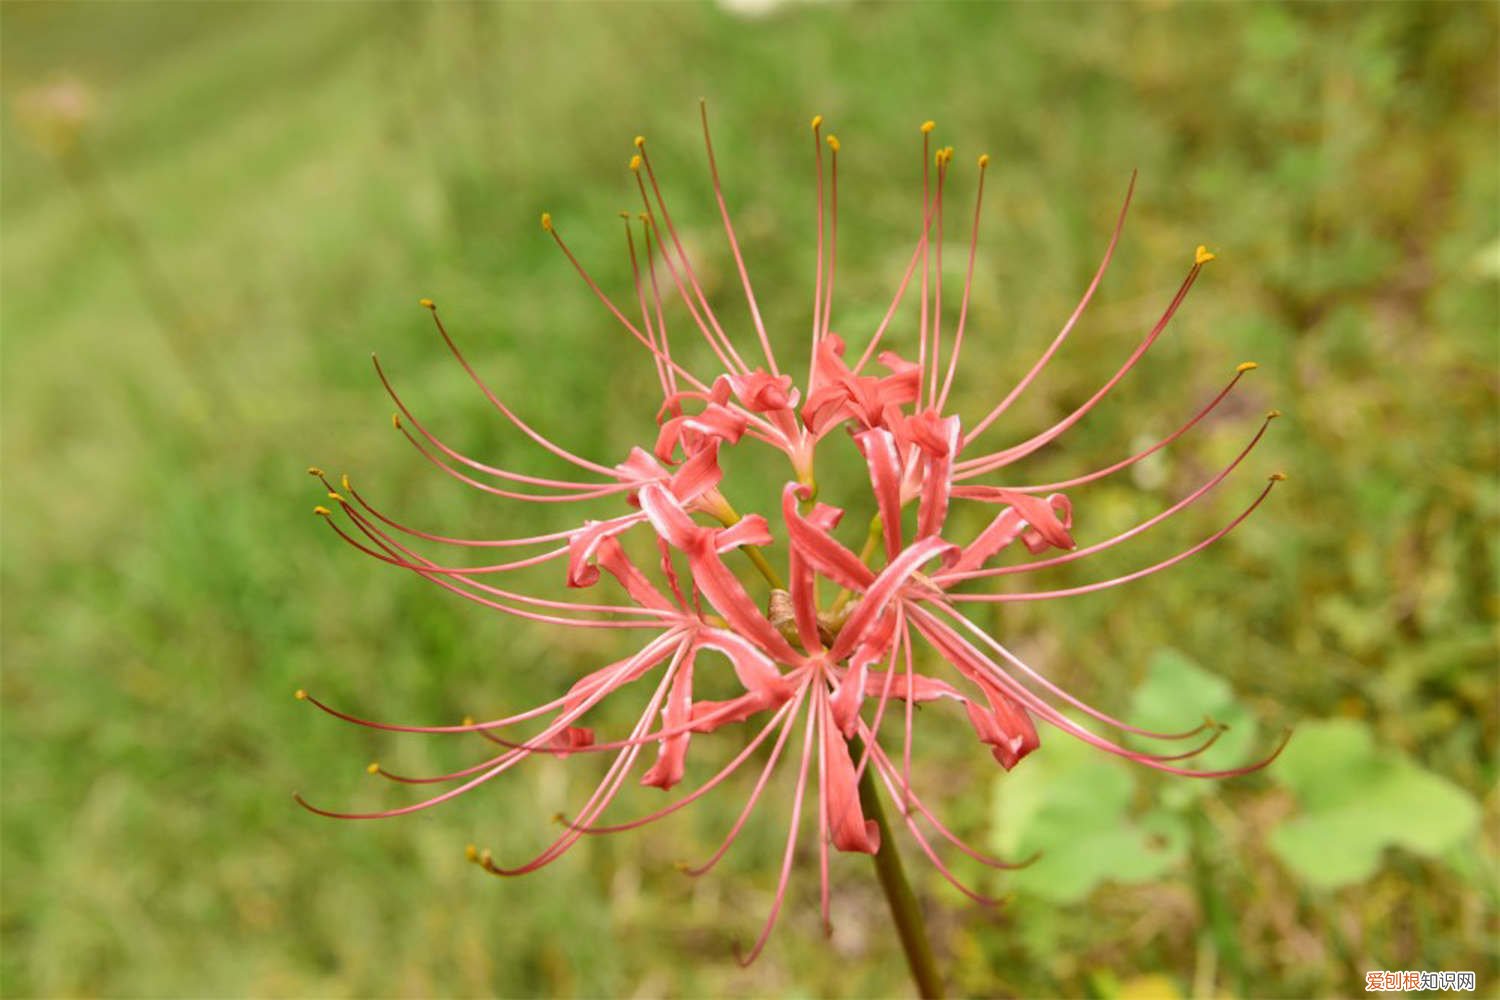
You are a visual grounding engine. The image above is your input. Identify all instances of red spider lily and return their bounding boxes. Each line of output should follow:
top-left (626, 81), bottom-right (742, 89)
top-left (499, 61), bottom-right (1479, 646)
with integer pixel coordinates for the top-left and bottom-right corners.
top-left (298, 105), bottom-right (1286, 963)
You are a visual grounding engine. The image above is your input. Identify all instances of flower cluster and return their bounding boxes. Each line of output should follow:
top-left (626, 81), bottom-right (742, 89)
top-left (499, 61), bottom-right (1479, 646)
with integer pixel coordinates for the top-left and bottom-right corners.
top-left (298, 108), bottom-right (1284, 960)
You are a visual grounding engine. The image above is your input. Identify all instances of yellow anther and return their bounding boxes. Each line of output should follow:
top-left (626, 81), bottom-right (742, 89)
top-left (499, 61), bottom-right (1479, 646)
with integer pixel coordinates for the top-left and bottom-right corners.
top-left (935, 150), bottom-right (944, 167)
top-left (1236, 361), bottom-right (1259, 373)
top-left (810, 114), bottom-right (823, 130)
top-left (1195, 244), bottom-right (1216, 265)
top-left (551, 812), bottom-right (567, 826)
top-left (827, 135), bottom-right (840, 153)
top-left (418, 297), bottom-right (434, 310)
top-left (307, 465), bottom-right (324, 477)
top-left (540, 212), bottom-right (553, 232)
top-left (1269, 471), bottom-right (1288, 482)
top-left (294, 688), bottom-right (308, 700)
top-left (367, 761), bottom-right (380, 775)
top-left (391, 412), bottom-right (402, 430)
top-left (920, 120), bottom-right (936, 134)
top-left (465, 844), bottom-right (480, 862)
top-left (633, 135), bottom-right (645, 149)
top-left (312, 505), bottom-right (332, 517)
top-left (341, 473), bottom-right (351, 492)
top-left (978, 153), bottom-right (991, 168)
top-left (629, 154), bottom-right (642, 172)
top-left (638, 211), bottom-right (651, 223)
top-left (480, 848), bottom-right (493, 867)
top-left (1266, 409), bottom-right (1282, 420)
top-left (462, 715), bottom-right (475, 727)
top-left (326, 491), bottom-right (343, 503)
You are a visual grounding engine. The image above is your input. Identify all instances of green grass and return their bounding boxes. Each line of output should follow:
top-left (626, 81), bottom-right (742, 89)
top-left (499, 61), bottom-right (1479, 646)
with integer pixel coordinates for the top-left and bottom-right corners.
top-left (2, 2), bottom-right (1496, 997)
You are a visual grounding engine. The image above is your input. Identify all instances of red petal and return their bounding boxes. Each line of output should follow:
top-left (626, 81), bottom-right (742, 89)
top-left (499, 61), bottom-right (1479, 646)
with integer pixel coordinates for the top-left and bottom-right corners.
top-left (823, 716), bottom-right (880, 854)
top-left (829, 536), bottom-right (957, 662)
top-left (641, 657), bottom-right (695, 789)
top-left (916, 415), bottom-right (962, 539)
top-left (781, 483), bottom-right (874, 592)
top-left (854, 428), bottom-right (905, 557)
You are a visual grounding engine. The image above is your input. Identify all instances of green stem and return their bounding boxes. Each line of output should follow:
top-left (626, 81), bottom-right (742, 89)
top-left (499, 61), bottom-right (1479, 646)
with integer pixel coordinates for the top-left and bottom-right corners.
top-left (857, 762), bottom-right (945, 998)
top-left (713, 500), bottom-right (786, 591)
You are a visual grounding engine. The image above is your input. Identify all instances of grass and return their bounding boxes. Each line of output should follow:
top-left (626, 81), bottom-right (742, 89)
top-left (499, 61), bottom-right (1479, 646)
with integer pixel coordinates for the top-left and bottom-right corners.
top-left (2, 2), bottom-right (1496, 996)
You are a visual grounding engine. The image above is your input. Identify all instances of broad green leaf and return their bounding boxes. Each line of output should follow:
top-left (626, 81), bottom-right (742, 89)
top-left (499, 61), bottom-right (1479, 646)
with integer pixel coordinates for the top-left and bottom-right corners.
top-left (1268, 719), bottom-right (1481, 889)
top-left (992, 725), bottom-right (1188, 903)
top-left (1128, 649), bottom-right (1260, 802)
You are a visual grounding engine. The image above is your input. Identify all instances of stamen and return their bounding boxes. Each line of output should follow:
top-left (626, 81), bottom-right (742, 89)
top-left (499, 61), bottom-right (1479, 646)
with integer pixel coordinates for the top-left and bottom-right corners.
top-left (809, 113), bottom-right (826, 385)
top-left (928, 144), bottom-right (950, 406)
top-left (621, 212), bottom-right (672, 400)
top-left (319, 506), bottom-right (675, 630)
top-left (680, 684), bottom-right (809, 876)
top-left (821, 133), bottom-right (840, 350)
top-left (567, 695), bottom-right (801, 835)
top-left (936, 152), bottom-right (990, 411)
top-left (917, 121), bottom-right (933, 410)
top-left (959, 235), bottom-right (1211, 473)
top-left (634, 139), bottom-right (753, 376)
top-left (911, 606), bottom-right (1283, 775)
top-left (337, 475), bottom-right (579, 549)
top-left (961, 172), bottom-right (1138, 448)
top-left (733, 687), bottom-right (817, 968)
top-left (381, 396), bottom-right (631, 504)
top-left (415, 306), bottom-right (627, 476)
top-left (638, 214), bottom-right (680, 401)
top-left (699, 99), bottom-right (779, 375)
top-left (541, 213), bottom-right (713, 392)
top-left (944, 476), bottom-right (1281, 603)
top-left (474, 643), bottom-right (687, 876)
top-left (967, 363), bottom-right (1261, 492)
top-left (942, 410), bottom-right (1276, 584)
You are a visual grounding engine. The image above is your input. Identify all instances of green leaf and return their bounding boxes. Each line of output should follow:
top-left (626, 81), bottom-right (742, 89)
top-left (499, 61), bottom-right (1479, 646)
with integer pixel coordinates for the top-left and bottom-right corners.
top-left (1268, 718), bottom-right (1481, 889)
top-left (992, 727), bottom-right (1188, 903)
top-left (1128, 649), bottom-right (1260, 802)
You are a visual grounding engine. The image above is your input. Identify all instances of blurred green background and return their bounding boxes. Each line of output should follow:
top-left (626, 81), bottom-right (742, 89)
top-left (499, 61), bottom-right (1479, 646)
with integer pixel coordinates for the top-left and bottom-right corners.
top-left (3, 2), bottom-right (1496, 997)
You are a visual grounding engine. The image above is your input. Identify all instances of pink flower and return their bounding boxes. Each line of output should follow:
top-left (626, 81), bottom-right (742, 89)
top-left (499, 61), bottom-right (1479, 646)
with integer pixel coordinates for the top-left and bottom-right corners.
top-left (298, 106), bottom-right (1285, 962)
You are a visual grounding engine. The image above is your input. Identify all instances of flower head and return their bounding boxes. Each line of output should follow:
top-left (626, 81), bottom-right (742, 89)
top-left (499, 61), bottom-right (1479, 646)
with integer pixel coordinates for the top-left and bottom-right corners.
top-left (298, 105), bottom-right (1285, 961)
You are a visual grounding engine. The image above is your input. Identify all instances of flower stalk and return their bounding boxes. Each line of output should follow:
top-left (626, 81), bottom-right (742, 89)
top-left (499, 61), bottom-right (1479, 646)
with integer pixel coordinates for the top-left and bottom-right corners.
top-left (858, 759), bottom-right (945, 999)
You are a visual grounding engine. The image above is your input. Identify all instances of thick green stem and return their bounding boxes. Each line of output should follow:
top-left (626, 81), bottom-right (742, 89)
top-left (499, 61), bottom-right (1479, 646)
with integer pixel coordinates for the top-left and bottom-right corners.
top-left (857, 763), bottom-right (945, 998)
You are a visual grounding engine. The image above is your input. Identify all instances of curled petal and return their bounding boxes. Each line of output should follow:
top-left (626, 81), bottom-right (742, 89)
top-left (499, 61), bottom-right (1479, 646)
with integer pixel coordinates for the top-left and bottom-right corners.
top-left (695, 629), bottom-right (794, 702)
top-left (613, 442), bottom-right (725, 508)
top-left (548, 726), bottom-right (596, 758)
top-left (654, 403), bottom-right (748, 463)
top-left (566, 517), bottom-right (644, 588)
top-left (641, 655), bottom-right (695, 789)
top-left (643, 487), bottom-right (803, 662)
top-left (873, 350), bottom-right (921, 409)
top-left (721, 370), bottom-right (798, 412)
top-left (853, 428), bottom-right (904, 556)
top-left (822, 709), bottom-right (880, 854)
top-left (951, 491), bottom-right (1074, 572)
top-left (915, 414), bottom-right (962, 539)
top-left (829, 535), bottom-right (958, 662)
top-left (963, 680), bottom-right (1041, 770)
top-left (715, 513), bottom-right (774, 553)
top-left (781, 483), bottom-right (873, 592)
top-left (829, 659), bottom-right (869, 738)
top-left (788, 501), bottom-right (843, 652)
top-left (595, 537), bottom-right (677, 612)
